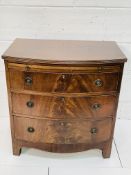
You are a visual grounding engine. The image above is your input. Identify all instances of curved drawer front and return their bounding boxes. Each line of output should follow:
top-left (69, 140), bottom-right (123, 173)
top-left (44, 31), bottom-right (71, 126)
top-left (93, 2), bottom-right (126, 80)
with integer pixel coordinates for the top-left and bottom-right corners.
top-left (9, 69), bottom-right (119, 93)
top-left (12, 93), bottom-right (117, 119)
top-left (14, 116), bottom-right (113, 144)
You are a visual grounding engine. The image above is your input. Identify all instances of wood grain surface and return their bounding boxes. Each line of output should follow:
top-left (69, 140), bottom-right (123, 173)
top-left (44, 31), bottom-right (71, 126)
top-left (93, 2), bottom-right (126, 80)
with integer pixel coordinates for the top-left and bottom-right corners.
top-left (2, 39), bottom-right (126, 158)
top-left (2, 39), bottom-right (127, 64)
top-left (9, 69), bottom-right (119, 93)
top-left (14, 116), bottom-right (113, 144)
top-left (12, 93), bottom-right (117, 119)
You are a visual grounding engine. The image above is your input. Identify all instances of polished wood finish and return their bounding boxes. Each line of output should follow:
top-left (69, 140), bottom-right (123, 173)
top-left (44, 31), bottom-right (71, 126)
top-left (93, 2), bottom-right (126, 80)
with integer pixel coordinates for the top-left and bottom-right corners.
top-left (2, 39), bottom-right (127, 158)
top-left (9, 69), bottom-right (119, 93)
top-left (14, 116), bottom-right (113, 144)
top-left (3, 39), bottom-right (127, 64)
top-left (12, 93), bottom-right (117, 119)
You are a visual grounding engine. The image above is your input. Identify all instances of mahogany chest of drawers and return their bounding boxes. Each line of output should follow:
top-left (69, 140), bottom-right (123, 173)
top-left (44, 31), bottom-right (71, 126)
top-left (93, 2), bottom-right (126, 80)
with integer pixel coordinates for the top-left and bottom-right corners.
top-left (2, 39), bottom-right (127, 158)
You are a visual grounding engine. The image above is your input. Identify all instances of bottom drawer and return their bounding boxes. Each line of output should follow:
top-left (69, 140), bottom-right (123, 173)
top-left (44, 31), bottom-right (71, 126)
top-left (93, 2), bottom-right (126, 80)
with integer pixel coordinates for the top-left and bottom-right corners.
top-left (14, 116), bottom-right (113, 144)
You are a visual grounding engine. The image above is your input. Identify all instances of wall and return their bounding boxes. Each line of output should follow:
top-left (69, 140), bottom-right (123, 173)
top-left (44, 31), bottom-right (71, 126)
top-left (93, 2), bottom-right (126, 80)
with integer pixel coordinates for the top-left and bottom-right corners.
top-left (0, 0), bottom-right (131, 119)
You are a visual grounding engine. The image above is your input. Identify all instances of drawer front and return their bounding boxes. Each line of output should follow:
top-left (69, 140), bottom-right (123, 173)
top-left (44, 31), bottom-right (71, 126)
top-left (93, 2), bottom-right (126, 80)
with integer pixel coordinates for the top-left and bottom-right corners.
top-left (14, 116), bottom-right (113, 144)
top-left (12, 93), bottom-right (117, 119)
top-left (9, 69), bottom-right (119, 93)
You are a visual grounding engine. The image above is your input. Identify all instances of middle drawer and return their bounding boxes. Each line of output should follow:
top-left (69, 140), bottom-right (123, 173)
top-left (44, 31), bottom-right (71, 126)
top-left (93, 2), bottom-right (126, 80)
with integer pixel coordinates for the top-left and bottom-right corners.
top-left (12, 93), bottom-right (117, 119)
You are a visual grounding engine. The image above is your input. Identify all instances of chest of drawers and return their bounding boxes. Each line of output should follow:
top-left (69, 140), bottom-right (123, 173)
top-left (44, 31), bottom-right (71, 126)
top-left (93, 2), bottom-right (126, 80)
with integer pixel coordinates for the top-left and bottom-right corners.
top-left (2, 39), bottom-right (127, 158)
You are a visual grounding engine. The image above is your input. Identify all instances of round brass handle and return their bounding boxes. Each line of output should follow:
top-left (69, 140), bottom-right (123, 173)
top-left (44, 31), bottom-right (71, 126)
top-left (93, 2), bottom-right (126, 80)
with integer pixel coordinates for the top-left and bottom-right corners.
top-left (66, 123), bottom-right (72, 127)
top-left (94, 79), bottom-right (103, 87)
top-left (61, 97), bottom-right (65, 102)
top-left (61, 74), bottom-right (66, 82)
top-left (62, 74), bottom-right (66, 79)
top-left (92, 103), bottom-right (101, 110)
top-left (25, 76), bottom-right (32, 85)
top-left (66, 138), bottom-right (72, 143)
top-left (59, 122), bottom-right (65, 126)
top-left (90, 128), bottom-right (98, 134)
top-left (27, 127), bottom-right (35, 133)
top-left (26, 101), bottom-right (34, 108)
top-left (59, 122), bottom-right (72, 127)
top-left (25, 66), bottom-right (30, 71)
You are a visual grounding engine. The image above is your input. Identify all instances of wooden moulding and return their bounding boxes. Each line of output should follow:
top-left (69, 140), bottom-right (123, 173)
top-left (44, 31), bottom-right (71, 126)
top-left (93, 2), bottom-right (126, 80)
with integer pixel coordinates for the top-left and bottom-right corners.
top-left (7, 62), bottom-right (122, 73)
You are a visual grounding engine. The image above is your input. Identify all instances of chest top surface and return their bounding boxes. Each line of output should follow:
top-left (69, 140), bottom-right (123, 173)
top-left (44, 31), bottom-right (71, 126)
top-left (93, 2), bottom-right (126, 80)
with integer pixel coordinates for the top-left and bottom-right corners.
top-left (2, 38), bottom-right (127, 64)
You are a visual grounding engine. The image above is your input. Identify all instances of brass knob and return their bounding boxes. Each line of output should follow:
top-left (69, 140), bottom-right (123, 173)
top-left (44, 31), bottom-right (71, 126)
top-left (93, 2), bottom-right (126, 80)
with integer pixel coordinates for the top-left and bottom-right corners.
top-left (25, 76), bottom-right (32, 85)
top-left (66, 123), bottom-right (72, 127)
top-left (94, 79), bottom-right (103, 87)
top-left (90, 128), bottom-right (98, 134)
top-left (59, 122), bottom-right (71, 127)
top-left (97, 66), bottom-right (103, 72)
top-left (25, 66), bottom-right (30, 71)
top-left (92, 103), bottom-right (101, 110)
top-left (61, 97), bottom-right (65, 102)
top-left (27, 127), bottom-right (35, 133)
top-left (59, 122), bottom-right (65, 126)
top-left (66, 138), bottom-right (71, 143)
top-left (62, 74), bottom-right (66, 79)
top-left (61, 74), bottom-right (66, 82)
top-left (26, 101), bottom-right (34, 108)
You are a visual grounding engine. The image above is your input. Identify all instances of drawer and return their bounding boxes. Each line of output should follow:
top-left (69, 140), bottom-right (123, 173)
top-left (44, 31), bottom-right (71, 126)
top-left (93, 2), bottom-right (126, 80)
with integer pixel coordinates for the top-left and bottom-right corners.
top-left (14, 116), bottom-right (113, 144)
top-left (12, 93), bottom-right (117, 119)
top-left (9, 69), bottom-right (119, 93)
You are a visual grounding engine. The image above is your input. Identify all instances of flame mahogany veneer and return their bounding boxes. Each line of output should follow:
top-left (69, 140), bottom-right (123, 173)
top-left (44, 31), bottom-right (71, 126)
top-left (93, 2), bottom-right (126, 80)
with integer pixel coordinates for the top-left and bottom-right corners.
top-left (2, 39), bottom-right (127, 158)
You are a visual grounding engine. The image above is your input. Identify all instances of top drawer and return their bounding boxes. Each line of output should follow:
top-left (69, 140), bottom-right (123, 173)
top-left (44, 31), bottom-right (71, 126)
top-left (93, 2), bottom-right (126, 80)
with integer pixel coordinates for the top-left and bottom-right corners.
top-left (8, 63), bottom-right (120, 93)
